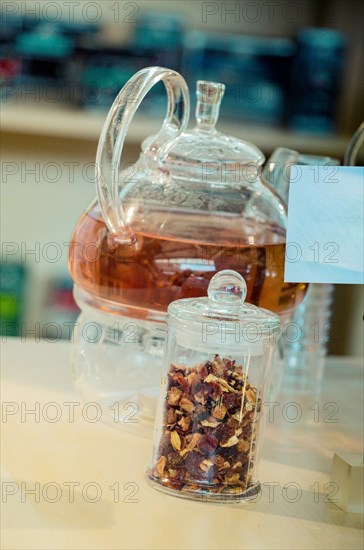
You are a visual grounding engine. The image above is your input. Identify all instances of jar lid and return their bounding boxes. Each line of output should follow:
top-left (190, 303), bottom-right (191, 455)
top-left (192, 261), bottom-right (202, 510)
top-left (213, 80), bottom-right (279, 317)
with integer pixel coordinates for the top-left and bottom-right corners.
top-left (168, 270), bottom-right (280, 353)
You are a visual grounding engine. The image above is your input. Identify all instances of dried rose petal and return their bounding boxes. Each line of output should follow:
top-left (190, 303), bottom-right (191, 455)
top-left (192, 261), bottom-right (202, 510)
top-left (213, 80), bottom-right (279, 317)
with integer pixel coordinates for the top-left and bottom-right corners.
top-left (173, 372), bottom-right (190, 393)
top-left (220, 445), bottom-right (238, 462)
top-left (194, 404), bottom-right (208, 418)
top-left (209, 381), bottom-right (222, 399)
top-left (243, 424), bottom-right (253, 438)
top-left (220, 435), bottom-right (239, 448)
top-left (185, 452), bottom-right (207, 479)
top-left (204, 373), bottom-right (218, 384)
top-left (168, 451), bottom-right (183, 466)
top-left (166, 408), bottom-right (177, 425)
top-left (246, 388), bottom-right (257, 403)
top-left (198, 434), bottom-right (219, 455)
top-left (199, 460), bottom-right (218, 481)
top-left (179, 434), bottom-right (186, 450)
top-left (167, 387), bottom-right (182, 406)
top-left (201, 417), bottom-right (220, 428)
top-left (178, 416), bottom-right (191, 432)
top-left (180, 397), bottom-right (195, 414)
top-left (180, 432), bottom-right (202, 456)
top-left (211, 356), bottom-right (225, 376)
top-left (231, 410), bottom-right (243, 422)
top-left (212, 403), bottom-right (227, 420)
top-left (230, 370), bottom-right (242, 383)
top-left (169, 468), bottom-right (187, 490)
top-left (158, 433), bottom-right (171, 456)
top-left (214, 424), bottom-right (235, 443)
top-left (194, 391), bottom-right (208, 405)
top-left (196, 363), bottom-right (209, 379)
top-left (231, 461), bottom-right (243, 473)
top-left (174, 364), bottom-right (186, 373)
top-left (204, 374), bottom-right (236, 393)
top-left (199, 459), bottom-right (214, 472)
top-left (225, 473), bottom-right (240, 484)
top-left (154, 456), bottom-right (166, 479)
top-left (187, 372), bottom-right (200, 393)
top-left (212, 455), bottom-right (230, 471)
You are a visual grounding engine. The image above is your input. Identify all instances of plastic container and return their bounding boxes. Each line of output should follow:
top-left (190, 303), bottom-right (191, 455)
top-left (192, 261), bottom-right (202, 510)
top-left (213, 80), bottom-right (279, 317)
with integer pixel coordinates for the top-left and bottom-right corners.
top-left (283, 283), bottom-right (334, 393)
top-left (264, 151), bottom-right (340, 394)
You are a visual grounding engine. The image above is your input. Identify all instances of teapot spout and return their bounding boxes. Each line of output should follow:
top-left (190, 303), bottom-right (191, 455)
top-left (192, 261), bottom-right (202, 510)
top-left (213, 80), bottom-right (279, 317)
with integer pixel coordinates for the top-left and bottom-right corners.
top-left (263, 148), bottom-right (341, 204)
top-left (262, 147), bottom-right (299, 203)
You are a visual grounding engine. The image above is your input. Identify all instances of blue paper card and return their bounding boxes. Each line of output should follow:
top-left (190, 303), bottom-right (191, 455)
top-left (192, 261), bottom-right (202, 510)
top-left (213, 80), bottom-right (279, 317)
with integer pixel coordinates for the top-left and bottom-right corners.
top-left (284, 166), bottom-right (364, 284)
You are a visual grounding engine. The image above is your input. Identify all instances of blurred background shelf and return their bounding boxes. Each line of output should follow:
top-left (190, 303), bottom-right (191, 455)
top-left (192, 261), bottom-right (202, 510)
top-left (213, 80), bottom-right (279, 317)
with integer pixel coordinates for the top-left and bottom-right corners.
top-left (1, 102), bottom-right (351, 157)
top-left (1, 0), bottom-right (363, 357)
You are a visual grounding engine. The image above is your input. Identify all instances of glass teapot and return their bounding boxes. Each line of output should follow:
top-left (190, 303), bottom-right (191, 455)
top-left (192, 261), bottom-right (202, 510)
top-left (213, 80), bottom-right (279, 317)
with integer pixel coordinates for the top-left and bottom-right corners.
top-left (68, 66), bottom-right (306, 430)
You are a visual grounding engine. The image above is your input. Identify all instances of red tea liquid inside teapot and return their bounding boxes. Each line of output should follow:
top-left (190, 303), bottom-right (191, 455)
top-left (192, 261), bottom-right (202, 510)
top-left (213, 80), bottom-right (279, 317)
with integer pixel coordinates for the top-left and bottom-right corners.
top-left (69, 203), bottom-right (306, 320)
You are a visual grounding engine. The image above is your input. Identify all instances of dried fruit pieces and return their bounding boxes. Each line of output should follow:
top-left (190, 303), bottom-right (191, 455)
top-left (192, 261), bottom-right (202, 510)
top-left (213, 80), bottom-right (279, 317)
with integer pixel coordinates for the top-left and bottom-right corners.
top-left (170, 430), bottom-right (182, 451)
top-left (167, 387), bottom-right (182, 406)
top-left (154, 456), bottom-right (166, 478)
top-left (180, 397), bottom-right (195, 414)
top-left (148, 355), bottom-right (259, 496)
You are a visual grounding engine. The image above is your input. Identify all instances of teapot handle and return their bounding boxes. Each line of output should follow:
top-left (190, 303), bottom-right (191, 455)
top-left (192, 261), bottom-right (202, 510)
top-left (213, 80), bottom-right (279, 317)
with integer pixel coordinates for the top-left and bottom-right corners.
top-left (95, 66), bottom-right (190, 243)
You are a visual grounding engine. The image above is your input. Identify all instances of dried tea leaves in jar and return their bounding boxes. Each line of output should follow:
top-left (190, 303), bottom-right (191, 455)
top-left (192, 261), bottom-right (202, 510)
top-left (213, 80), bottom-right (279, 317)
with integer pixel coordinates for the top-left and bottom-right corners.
top-left (148, 355), bottom-right (260, 497)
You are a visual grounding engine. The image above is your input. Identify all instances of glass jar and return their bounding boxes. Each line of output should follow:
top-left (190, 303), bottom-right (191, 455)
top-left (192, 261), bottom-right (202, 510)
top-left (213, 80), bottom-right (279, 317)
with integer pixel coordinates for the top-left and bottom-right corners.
top-left (146, 270), bottom-right (280, 502)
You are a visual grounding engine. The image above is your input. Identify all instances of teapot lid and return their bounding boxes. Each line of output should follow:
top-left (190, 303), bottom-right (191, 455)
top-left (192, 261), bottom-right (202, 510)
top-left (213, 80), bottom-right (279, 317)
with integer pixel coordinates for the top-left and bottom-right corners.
top-left (162, 81), bottom-right (265, 170)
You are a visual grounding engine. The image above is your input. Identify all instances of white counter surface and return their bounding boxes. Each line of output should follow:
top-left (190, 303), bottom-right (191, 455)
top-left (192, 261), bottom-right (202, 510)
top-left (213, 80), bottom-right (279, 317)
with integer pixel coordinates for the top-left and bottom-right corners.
top-left (1, 338), bottom-right (363, 550)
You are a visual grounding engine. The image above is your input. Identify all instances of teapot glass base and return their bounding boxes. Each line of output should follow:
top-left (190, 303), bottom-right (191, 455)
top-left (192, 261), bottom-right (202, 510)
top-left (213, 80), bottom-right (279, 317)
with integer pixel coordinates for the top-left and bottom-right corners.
top-left (70, 293), bottom-right (166, 437)
top-left (74, 378), bottom-right (158, 438)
